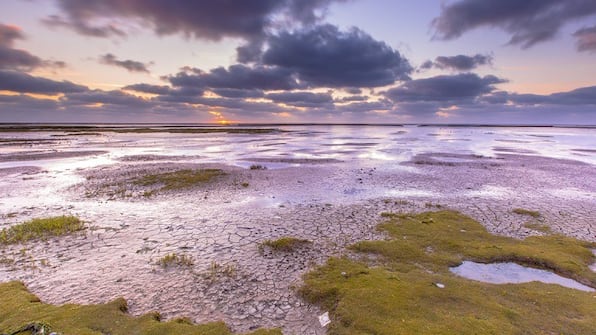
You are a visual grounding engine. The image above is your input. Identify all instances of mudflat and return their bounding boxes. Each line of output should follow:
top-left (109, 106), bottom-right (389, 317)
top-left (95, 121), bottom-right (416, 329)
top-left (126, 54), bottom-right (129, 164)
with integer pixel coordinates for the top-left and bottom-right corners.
top-left (0, 125), bottom-right (595, 334)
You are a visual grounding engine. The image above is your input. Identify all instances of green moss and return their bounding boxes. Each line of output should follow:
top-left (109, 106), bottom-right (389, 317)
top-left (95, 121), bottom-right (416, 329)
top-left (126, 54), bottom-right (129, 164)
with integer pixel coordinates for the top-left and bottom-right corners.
top-left (300, 211), bottom-right (596, 335)
top-left (260, 237), bottom-right (310, 252)
top-left (523, 222), bottom-right (552, 233)
top-left (157, 253), bottom-right (194, 268)
top-left (0, 281), bottom-right (281, 335)
top-left (0, 216), bottom-right (84, 245)
top-left (512, 208), bottom-right (541, 218)
top-left (133, 169), bottom-right (225, 191)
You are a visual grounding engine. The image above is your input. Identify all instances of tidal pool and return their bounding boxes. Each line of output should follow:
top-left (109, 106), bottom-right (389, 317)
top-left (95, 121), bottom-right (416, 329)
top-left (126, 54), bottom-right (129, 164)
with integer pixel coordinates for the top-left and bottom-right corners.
top-left (450, 261), bottom-right (595, 292)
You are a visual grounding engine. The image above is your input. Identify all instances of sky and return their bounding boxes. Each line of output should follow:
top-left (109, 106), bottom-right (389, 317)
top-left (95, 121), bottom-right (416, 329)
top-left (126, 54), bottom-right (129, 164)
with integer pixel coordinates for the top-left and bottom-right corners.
top-left (0, 0), bottom-right (595, 125)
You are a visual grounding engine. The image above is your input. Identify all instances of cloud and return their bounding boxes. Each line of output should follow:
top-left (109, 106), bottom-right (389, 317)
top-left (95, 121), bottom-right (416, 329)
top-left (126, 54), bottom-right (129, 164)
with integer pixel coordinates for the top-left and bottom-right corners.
top-left (166, 64), bottom-right (302, 91)
top-left (262, 24), bottom-right (412, 87)
top-left (42, 14), bottom-right (125, 38)
top-left (62, 89), bottom-right (150, 107)
top-left (0, 70), bottom-right (87, 94)
top-left (505, 86), bottom-right (596, 105)
top-left (211, 88), bottom-right (264, 98)
top-left (99, 53), bottom-right (150, 73)
top-left (0, 23), bottom-right (43, 70)
top-left (0, 23), bottom-right (24, 45)
top-left (432, 0), bottom-right (596, 48)
top-left (386, 73), bottom-right (506, 103)
top-left (421, 54), bottom-right (493, 71)
top-left (573, 25), bottom-right (596, 52)
top-left (123, 83), bottom-right (172, 95)
top-left (47, 0), bottom-right (345, 41)
top-left (335, 95), bottom-right (368, 103)
top-left (265, 91), bottom-right (333, 107)
top-left (0, 23), bottom-right (68, 71)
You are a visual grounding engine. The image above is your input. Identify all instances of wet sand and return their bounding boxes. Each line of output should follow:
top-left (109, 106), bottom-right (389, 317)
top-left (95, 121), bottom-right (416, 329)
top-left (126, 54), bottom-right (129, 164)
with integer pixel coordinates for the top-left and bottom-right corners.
top-left (0, 127), bottom-right (595, 334)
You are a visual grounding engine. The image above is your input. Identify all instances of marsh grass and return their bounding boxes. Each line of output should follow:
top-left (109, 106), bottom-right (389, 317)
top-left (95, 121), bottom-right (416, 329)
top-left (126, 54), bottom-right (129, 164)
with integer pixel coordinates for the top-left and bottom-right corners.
top-left (259, 237), bottom-right (311, 253)
top-left (300, 210), bottom-right (596, 334)
top-left (206, 261), bottom-right (237, 279)
top-left (157, 253), bottom-right (194, 268)
top-left (512, 208), bottom-right (541, 218)
top-left (133, 169), bottom-right (225, 191)
top-left (0, 281), bottom-right (281, 335)
top-left (0, 216), bottom-right (84, 245)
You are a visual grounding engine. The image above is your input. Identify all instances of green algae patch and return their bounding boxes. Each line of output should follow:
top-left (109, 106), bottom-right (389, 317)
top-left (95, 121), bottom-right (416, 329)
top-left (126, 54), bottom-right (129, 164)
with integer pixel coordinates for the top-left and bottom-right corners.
top-left (0, 281), bottom-right (281, 335)
top-left (300, 211), bottom-right (596, 335)
top-left (523, 222), bottom-right (551, 233)
top-left (260, 237), bottom-right (311, 253)
top-left (133, 169), bottom-right (225, 191)
top-left (0, 216), bottom-right (84, 245)
top-left (512, 208), bottom-right (541, 218)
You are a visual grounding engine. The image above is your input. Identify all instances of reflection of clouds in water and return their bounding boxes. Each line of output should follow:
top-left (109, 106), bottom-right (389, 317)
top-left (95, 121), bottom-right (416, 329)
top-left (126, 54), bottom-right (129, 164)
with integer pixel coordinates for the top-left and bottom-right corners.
top-left (451, 261), bottom-right (594, 292)
top-left (2, 125), bottom-right (595, 173)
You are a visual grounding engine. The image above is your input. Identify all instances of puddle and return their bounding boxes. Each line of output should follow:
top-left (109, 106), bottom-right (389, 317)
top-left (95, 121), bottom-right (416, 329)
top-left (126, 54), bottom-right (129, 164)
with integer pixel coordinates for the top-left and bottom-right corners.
top-left (432, 156), bottom-right (476, 163)
top-left (450, 261), bottom-right (594, 292)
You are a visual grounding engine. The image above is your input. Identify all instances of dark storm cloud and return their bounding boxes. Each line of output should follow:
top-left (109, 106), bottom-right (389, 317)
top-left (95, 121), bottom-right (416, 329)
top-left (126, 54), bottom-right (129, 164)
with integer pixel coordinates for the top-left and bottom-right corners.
top-left (432, 0), bottom-right (596, 48)
top-left (573, 26), bottom-right (596, 52)
top-left (265, 91), bottom-right (333, 107)
top-left (262, 24), bottom-right (412, 87)
top-left (47, 0), bottom-right (345, 40)
top-left (166, 65), bottom-right (302, 91)
top-left (385, 73), bottom-right (506, 103)
top-left (0, 70), bottom-right (87, 94)
top-left (421, 54), bottom-right (493, 71)
top-left (99, 53), bottom-right (150, 73)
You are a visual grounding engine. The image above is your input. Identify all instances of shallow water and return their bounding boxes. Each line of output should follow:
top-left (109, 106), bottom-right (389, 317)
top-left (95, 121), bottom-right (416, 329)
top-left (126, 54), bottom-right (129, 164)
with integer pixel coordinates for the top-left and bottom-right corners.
top-left (1, 126), bottom-right (596, 170)
top-left (450, 261), bottom-right (595, 292)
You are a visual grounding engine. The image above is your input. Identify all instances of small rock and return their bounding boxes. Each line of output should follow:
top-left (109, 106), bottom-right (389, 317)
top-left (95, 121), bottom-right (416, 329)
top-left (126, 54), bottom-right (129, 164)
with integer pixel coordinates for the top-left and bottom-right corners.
top-left (319, 311), bottom-right (331, 327)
